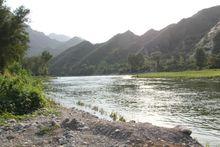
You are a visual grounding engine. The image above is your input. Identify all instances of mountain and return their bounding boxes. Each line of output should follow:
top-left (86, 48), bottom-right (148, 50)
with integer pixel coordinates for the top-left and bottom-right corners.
top-left (139, 29), bottom-right (159, 45)
top-left (80, 30), bottom-right (140, 65)
top-left (27, 27), bottom-right (83, 57)
top-left (196, 21), bottom-right (220, 52)
top-left (49, 41), bottom-right (97, 75)
top-left (49, 5), bottom-right (220, 76)
top-left (48, 33), bottom-right (71, 42)
top-left (51, 37), bottom-right (84, 56)
top-left (49, 30), bottom-right (151, 75)
top-left (141, 5), bottom-right (220, 56)
top-left (27, 27), bottom-right (62, 56)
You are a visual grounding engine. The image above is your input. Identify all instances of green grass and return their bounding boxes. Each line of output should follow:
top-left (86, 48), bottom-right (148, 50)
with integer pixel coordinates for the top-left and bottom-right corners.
top-left (135, 69), bottom-right (220, 79)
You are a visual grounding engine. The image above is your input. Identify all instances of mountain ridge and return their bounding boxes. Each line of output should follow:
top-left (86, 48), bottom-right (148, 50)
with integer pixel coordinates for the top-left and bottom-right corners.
top-left (49, 5), bottom-right (220, 75)
top-left (48, 33), bottom-right (71, 42)
top-left (27, 27), bottom-right (83, 57)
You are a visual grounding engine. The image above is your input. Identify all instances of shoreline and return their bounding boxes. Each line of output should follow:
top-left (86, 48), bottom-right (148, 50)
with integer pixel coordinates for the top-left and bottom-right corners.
top-left (0, 105), bottom-right (202, 146)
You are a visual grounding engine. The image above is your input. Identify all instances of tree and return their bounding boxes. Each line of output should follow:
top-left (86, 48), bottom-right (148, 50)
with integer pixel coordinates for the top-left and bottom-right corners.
top-left (128, 53), bottom-right (145, 72)
top-left (0, 0), bottom-right (30, 71)
top-left (150, 51), bottom-right (161, 71)
top-left (41, 51), bottom-right (53, 63)
top-left (209, 54), bottom-right (220, 68)
top-left (23, 51), bottom-right (53, 76)
top-left (195, 48), bottom-right (206, 69)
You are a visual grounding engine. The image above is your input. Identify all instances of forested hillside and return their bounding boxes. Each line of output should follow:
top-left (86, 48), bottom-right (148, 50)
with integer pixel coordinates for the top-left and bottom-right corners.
top-left (49, 5), bottom-right (220, 76)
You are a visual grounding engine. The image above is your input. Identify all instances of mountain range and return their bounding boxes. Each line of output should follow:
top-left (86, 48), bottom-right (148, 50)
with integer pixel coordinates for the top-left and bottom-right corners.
top-left (26, 27), bottom-right (83, 57)
top-left (48, 6), bottom-right (220, 75)
top-left (141, 6), bottom-right (220, 56)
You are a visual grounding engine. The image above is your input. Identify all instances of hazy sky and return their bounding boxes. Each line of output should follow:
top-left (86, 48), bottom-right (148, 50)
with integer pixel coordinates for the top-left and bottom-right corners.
top-left (7, 0), bottom-right (220, 43)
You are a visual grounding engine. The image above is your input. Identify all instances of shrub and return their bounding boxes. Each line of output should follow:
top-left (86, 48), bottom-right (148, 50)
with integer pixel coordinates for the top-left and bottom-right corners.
top-left (110, 112), bottom-right (118, 121)
top-left (119, 116), bottom-right (126, 122)
top-left (0, 63), bottom-right (47, 115)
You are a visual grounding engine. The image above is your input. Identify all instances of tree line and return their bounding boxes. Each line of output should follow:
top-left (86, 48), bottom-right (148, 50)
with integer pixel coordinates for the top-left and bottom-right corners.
top-left (128, 38), bottom-right (220, 73)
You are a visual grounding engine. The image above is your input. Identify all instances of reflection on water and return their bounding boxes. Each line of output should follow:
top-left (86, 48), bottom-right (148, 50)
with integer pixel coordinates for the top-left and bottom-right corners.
top-left (46, 76), bottom-right (220, 145)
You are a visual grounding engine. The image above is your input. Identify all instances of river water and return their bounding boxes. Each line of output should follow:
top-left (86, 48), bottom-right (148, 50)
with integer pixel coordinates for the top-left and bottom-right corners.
top-left (46, 75), bottom-right (220, 145)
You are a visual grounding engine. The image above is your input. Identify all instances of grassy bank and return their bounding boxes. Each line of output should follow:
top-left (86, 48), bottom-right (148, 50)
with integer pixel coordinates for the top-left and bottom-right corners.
top-left (135, 69), bottom-right (220, 79)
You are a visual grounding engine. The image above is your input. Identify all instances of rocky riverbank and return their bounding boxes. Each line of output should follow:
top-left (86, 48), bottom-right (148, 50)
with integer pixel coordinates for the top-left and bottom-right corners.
top-left (0, 106), bottom-right (202, 147)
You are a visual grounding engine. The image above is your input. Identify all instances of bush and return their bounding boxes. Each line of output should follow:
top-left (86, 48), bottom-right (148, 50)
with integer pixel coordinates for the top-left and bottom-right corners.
top-left (0, 63), bottom-right (47, 115)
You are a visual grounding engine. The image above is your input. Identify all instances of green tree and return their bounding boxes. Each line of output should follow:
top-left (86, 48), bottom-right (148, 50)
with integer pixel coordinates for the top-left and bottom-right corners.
top-left (23, 51), bottom-right (53, 76)
top-left (195, 48), bottom-right (207, 69)
top-left (150, 51), bottom-right (161, 71)
top-left (209, 54), bottom-right (220, 68)
top-left (128, 53), bottom-right (145, 72)
top-left (39, 51), bottom-right (53, 75)
top-left (0, 0), bottom-right (30, 71)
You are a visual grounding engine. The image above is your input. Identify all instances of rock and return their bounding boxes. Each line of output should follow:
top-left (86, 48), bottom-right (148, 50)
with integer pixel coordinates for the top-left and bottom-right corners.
top-left (58, 136), bottom-right (68, 145)
top-left (61, 118), bottom-right (84, 130)
top-left (0, 128), bottom-right (4, 134)
top-left (129, 120), bottom-right (136, 123)
top-left (115, 129), bottom-right (120, 132)
top-left (126, 140), bottom-right (131, 144)
top-left (81, 126), bottom-right (90, 131)
top-left (148, 141), bottom-right (154, 146)
top-left (174, 125), bottom-right (192, 136)
top-left (24, 140), bottom-right (32, 145)
top-left (8, 119), bottom-right (17, 124)
top-left (6, 135), bottom-right (15, 140)
top-left (64, 130), bottom-right (74, 138)
top-left (3, 126), bottom-right (13, 131)
top-left (61, 118), bottom-right (70, 126)
top-left (51, 120), bottom-right (60, 127)
top-left (82, 142), bottom-right (88, 145)
top-left (14, 123), bottom-right (25, 131)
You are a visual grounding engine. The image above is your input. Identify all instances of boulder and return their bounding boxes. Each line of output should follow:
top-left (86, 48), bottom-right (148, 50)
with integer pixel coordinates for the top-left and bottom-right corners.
top-left (174, 125), bottom-right (192, 136)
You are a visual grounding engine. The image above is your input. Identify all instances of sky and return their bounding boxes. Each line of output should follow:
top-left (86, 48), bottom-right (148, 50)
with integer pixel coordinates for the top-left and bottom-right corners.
top-left (7, 0), bottom-right (220, 43)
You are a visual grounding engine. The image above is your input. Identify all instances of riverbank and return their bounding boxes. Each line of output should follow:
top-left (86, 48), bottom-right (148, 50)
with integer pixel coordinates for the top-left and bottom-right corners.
top-left (0, 105), bottom-right (202, 146)
top-left (135, 69), bottom-right (220, 79)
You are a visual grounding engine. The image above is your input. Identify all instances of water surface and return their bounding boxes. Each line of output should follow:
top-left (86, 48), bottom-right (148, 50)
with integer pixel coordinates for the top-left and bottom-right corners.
top-left (46, 76), bottom-right (220, 145)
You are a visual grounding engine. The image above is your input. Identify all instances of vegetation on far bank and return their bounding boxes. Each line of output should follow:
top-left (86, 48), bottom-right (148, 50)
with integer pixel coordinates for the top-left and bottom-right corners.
top-left (135, 69), bottom-right (220, 79)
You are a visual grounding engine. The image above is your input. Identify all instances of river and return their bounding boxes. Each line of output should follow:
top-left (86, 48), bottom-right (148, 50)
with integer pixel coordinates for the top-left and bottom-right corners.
top-left (46, 75), bottom-right (220, 146)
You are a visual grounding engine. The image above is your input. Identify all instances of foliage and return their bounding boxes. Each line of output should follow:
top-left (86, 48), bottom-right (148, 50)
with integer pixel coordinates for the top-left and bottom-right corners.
top-left (76, 101), bottom-right (85, 106)
top-left (118, 116), bottom-right (126, 122)
top-left (0, 63), bottom-right (47, 115)
top-left (150, 51), bottom-right (162, 71)
top-left (36, 124), bottom-right (60, 136)
top-left (136, 69), bottom-right (220, 79)
top-left (0, 0), bottom-right (29, 71)
top-left (110, 112), bottom-right (118, 121)
top-left (23, 51), bottom-right (53, 76)
top-left (128, 53), bottom-right (145, 72)
top-left (209, 54), bottom-right (220, 68)
top-left (110, 112), bottom-right (126, 122)
top-left (0, 101), bottom-right (60, 126)
top-left (195, 48), bottom-right (207, 69)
